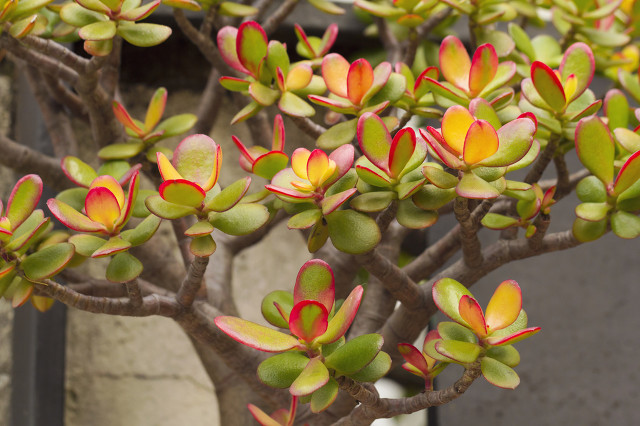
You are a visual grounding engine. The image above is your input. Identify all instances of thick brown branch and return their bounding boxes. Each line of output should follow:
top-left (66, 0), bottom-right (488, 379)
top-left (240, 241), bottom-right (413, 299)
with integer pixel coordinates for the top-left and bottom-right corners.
top-left (176, 255), bottom-right (210, 308)
top-left (288, 115), bottom-right (326, 140)
top-left (15, 33), bottom-right (90, 74)
top-left (35, 280), bottom-right (181, 317)
top-left (3, 37), bottom-right (79, 85)
top-left (454, 197), bottom-right (483, 268)
top-left (525, 136), bottom-right (559, 184)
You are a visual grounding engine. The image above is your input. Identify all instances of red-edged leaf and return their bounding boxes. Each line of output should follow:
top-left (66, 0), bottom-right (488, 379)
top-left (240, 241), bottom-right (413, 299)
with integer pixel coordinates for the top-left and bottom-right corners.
top-left (420, 127), bottom-right (464, 169)
top-left (236, 21), bottom-right (267, 77)
top-left (315, 285), bottom-right (363, 344)
top-left (6, 174), bottom-right (43, 230)
top-left (389, 128), bottom-right (416, 179)
top-left (613, 150), bottom-right (640, 196)
top-left (159, 179), bottom-right (205, 207)
top-left (469, 43), bottom-right (498, 96)
top-left (459, 295), bottom-right (487, 336)
top-left (463, 120), bottom-right (499, 165)
top-left (173, 134), bottom-right (221, 191)
top-left (294, 259), bottom-right (335, 311)
top-left (247, 404), bottom-right (282, 426)
top-left (531, 61), bottom-right (566, 111)
top-left (217, 26), bottom-right (249, 74)
top-left (485, 326), bottom-right (541, 346)
top-left (289, 357), bottom-right (329, 397)
top-left (322, 53), bottom-right (349, 98)
top-left (113, 101), bottom-right (144, 136)
top-left (440, 35), bottom-right (471, 91)
top-left (357, 112), bottom-right (391, 172)
top-left (289, 300), bottom-right (329, 342)
top-left (321, 188), bottom-right (357, 215)
top-left (398, 343), bottom-right (430, 377)
top-left (214, 316), bottom-right (302, 352)
top-left (347, 58), bottom-right (374, 106)
top-left (559, 42), bottom-right (594, 102)
top-left (575, 116), bottom-right (615, 187)
top-left (272, 114), bottom-right (285, 151)
top-left (485, 280), bottom-right (522, 333)
top-left (47, 199), bottom-right (105, 233)
top-left (85, 187), bottom-right (120, 230)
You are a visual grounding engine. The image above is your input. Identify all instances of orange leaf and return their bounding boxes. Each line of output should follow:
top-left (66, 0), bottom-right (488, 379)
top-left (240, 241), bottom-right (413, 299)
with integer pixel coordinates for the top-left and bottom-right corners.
top-left (485, 280), bottom-right (522, 332)
top-left (441, 105), bottom-right (475, 155)
top-left (85, 187), bottom-right (121, 230)
top-left (463, 120), bottom-right (499, 165)
top-left (439, 35), bottom-right (471, 92)
top-left (458, 295), bottom-right (487, 337)
top-left (322, 53), bottom-right (349, 98)
top-left (469, 44), bottom-right (498, 96)
top-left (347, 59), bottom-right (374, 106)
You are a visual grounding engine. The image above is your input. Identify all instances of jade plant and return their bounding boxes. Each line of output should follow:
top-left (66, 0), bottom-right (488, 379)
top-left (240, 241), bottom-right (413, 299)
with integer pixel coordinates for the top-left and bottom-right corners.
top-left (1, 0), bottom-right (640, 424)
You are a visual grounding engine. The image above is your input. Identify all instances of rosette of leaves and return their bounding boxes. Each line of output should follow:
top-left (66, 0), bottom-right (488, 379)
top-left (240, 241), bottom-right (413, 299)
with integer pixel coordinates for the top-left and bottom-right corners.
top-left (572, 116), bottom-right (640, 241)
top-left (0, 0), bottom-right (52, 38)
top-left (355, 0), bottom-right (442, 28)
top-left (393, 63), bottom-right (442, 119)
top-left (294, 23), bottom-right (338, 67)
top-left (309, 54), bottom-right (405, 149)
top-left (266, 145), bottom-right (381, 254)
top-left (520, 43), bottom-right (600, 138)
top-left (351, 113), bottom-right (441, 229)
top-left (232, 114), bottom-right (289, 181)
top-left (420, 105), bottom-right (537, 199)
top-left (217, 21), bottom-right (324, 124)
top-left (482, 184), bottom-right (557, 238)
top-left (429, 278), bottom-right (541, 389)
top-left (59, 0), bottom-right (172, 56)
top-left (57, 155), bottom-right (154, 218)
top-left (422, 36), bottom-right (516, 108)
top-left (551, 0), bottom-right (630, 50)
top-left (215, 260), bottom-right (391, 413)
top-left (47, 171), bottom-right (160, 283)
top-left (0, 175), bottom-right (75, 310)
top-left (100, 87), bottom-right (197, 162)
top-left (398, 330), bottom-right (448, 390)
top-left (145, 134), bottom-right (270, 257)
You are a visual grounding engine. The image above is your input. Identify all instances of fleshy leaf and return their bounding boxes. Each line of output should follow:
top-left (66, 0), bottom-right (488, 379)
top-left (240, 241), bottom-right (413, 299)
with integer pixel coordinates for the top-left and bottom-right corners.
top-left (469, 44), bottom-right (498, 96)
top-left (322, 53), bottom-right (349, 98)
top-left (22, 242), bottom-right (74, 281)
top-left (316, 285), bottom-right (363, 344)
top-left (290, 357), bottom-right (329, 397)
top-left (47, 199), bottom-right (106, 233)
top-left (261, 290), bottom-right (294, 329)
top-left (324, 333), bottom-right (383, 375)
top-left (215, 316), bottom-right (301, 352)
top-left (7, 174), bottom-right (43, 230)
top-left (257, 352), bottom-right (310, 388)
top-left (145, 195), bottom-right (198, 219)
top-left (206, 177), bottom-right (251, 212)
top-left (294, 259), bottom-right (335, 311)
top-left (389, 128), bottom-right (416, 179)
top-left (486, 345), bottom-right (520, 368)
top-left (481, 357), bottom-right (520, 389)
top-left (116, 22), bottom-right (172, 48)
top-left (575, 116), bottom-right (615, 186)
top-left (456, 173), bottom-right (501, 199)
top-left (62, 157), bottom-right (98, 187)
top-left (160, 179), bottom-right (206, 208)
top-left (288, 208), bottom-right (322, 230)
top-left (440, 36), bottom-right (471, 91)
top-left (611, 211), bottom-right (640, 239)
top-left (347, 59), bottom-right (374, 106)
top-left (531, 61), bottom-right (566, 111)
top-left (326, 210), bottom-right (381, 254)
top-left (434, 340), bottom-right (481, 364)
top-left (559, 43), bottom-right (594, 102)
top-left (350, 191), bottom-right (395, 212)
top-left (458, 295), bottom-right (487, 336)
top-left (396, 198), bottom-right (438, 229)
top-left (173, 134), bottom-right (221, 191)
top-left (441, 105), bottom-right (475, 155)
top-left (310, 377), bottom-right (338, 413)
top-left (613, 151), bottom-right (640, 196)
top-left (209, 203), bottom-right (269, 236)
top-left (289, 300), bottom-right (328, 342)
top-left (91, 236), bottom-right (132, 258)
top-left (485, 280), bottom-right (522, 333)
top-left (480, 118), bottom-right (535, 167)
top-left (463, 120), bottom-right (499, 165)
top-left (105, 252), bottom-right (143, 283)
top-left (190, 234), bottom-right (217, 257)
top-left (357, 112), bottom-right (391, 172)
top-left (120, 214), bottom-right (162, 246)
top-left (432, 278), bottom-right (474, 325)
top-left (398, 343), bottom-right (430, 376)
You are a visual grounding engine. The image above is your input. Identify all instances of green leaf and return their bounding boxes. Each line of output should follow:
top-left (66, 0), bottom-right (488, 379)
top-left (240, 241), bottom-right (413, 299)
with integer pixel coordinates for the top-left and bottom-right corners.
top-left (575, 202), bottom-right (610, 222)
top-left (68, 234), bottom-right (106, 257)
top-left (190, 234), bottom-right (217, 257)
top-left (145, 195), bottom-right (197, 219)
top-left (9, 278), bottom-right (33, 308)
top-left (326, 209), bottom-right (381, 254)
top-left (278, 92), bottom-right (315, 117)
top-left (614, 128), bottom-right (640, 153)
top-left (288, 208), bottom-right (322, 230)
top-left (575, 116), bottom-right (615, 186)
top-left (435, 340), bottom-right (481, 364)
top-left (209, 203), bottom-right (269, 236)
top-left (315, 286), bottom-right (362, 345)
top-left (412, 185), bottom-right (457, 210)
top-left (105, 252), bottom-right (143, 283)
top-left (559, 43), bottom-right (594, 102)
top-left (437, 321), bottom-right (478, 343)
top-left (120, 214), bottom-right (162, 246)
top-left (572, 217), bottom-right (606, 242)
top-left (348, 350), bottom-right (391, 382)
top-left (116, 22), bottom-right (172, 47)
top-left (258, 352), bottom-right (310, 388)
top-left (324, 334), bottom-right (383, 375)
top-left (480, 118), bottom-right (535, 167)
top-left (215, 316), bottom-right (301, 352)
top-left (614, 152), bottom-right (640, 196)
top-left (396, 198), bottom-right (438, 229)
top-left (261, 290), bottom-right (294, 329)
top-left (97, 142), bottom-right (145, 160)
top-left (218, 1), bottom-right (258, 16)
top-left (317, 119), bottom-right (357, 150)
top-left (456, 173), bottom-right (501, 199)
top-left (60, 3), bottom-right (105, 28)
top-left (486, 345), bottom-right (520, 368)
top-left (249, 82), bottom-right (279, 106)
top-left (481, 357), bottom-right (520, 389)
top-left (22, 242), bottom-right (75, 281)
top-left (156, 114), bottom-right (197, 138)
top-left (7, 174), bottom-right (42, 230)
top-left (308, 0), bottom-right (345, 14)
top-left (508, 23), bottom-right (535, 60)
top-left (308, 220), bottom-right (329, 253)
top-left (253, 152), bottom-right (289, 180)
top-left (578, 27), bottom-right (629, 48)
top-left (78, 20), bottom-right (116, 41)
top-left (531, 61), bottom-right (565, 112)
top-left (205, 177), bottom-right (250, 212)
top-left (422, 165), bottom-right (457, 189)
top-left (91, 236), bottom-right (132, 258)
top-left (482, 213), bottom-right (519, 230)
top-left (160, 180), bottom-right (205, 207)
top-left (350, 191), bottom-right (395, 212)
top-left (62, 157), bottom-right (97, 187)
top-left (310, 377), bottom-right (339, 413)
top-left (432, 278), bottom-right (473, 325)
top-left (290, 357), bottom-right (329, 396)
top-left (611, 211), bottom-right (640, 239)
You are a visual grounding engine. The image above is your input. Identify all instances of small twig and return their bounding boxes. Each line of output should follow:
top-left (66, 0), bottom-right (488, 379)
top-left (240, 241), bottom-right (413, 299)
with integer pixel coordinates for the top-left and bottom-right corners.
top-left (527, 213), bottom-right (551, 250)
top-left (200, 5), bottom-right (218, 38)
top-left (402, 28), bottom-right (419, 66)
top-left (525, 135), bottom-right (560, 184)
top-left (288, 115), bottom-right (327, 140)
top-left (125, 278), bottom-right (143, 307)
top-left (176, 255), bottom-right (210, 308)
top-left (453, 197), bottom-right (483, 268)
top-left (35, 279), bottom-right (181, 317)
top-left (261, 0), bottom-right (299, 35)
top-left (99, 36), bottom-right (122, 99)
top-left (376, 200), bottom-right (398, 234)
top-left (375, 17), bottom-right (401, 63)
